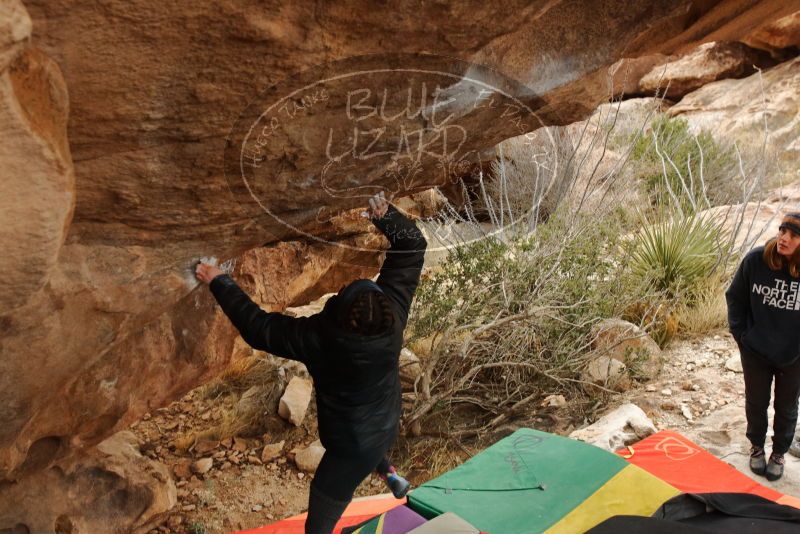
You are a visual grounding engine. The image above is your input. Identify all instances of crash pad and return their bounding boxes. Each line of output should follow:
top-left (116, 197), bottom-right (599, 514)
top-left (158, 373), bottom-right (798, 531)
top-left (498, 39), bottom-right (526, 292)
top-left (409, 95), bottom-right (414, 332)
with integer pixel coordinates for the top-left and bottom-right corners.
top-left (235, 494), bottom-right (406, 534)
top-left (408, 428), bottom-right (678, 533)
top-left (617, 430), bottom-right (800, 506)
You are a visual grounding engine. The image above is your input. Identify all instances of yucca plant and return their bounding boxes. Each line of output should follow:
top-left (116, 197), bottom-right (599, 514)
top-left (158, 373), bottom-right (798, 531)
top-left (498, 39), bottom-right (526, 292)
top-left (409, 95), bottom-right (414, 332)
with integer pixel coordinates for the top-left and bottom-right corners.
top-left (627, 211), bottom-right (729, 299)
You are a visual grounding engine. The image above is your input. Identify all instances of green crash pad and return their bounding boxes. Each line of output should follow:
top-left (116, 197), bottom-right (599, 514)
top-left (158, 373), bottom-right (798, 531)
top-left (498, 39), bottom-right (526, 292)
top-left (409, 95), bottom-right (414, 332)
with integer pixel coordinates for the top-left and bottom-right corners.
top-left (407, 428), bottom-right (628, 533)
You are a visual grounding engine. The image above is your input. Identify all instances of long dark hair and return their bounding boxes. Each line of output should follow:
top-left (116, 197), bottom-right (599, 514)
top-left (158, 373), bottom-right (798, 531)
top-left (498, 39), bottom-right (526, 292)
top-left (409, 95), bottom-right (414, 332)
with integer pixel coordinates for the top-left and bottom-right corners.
top-left (763, 237), bottom-right (800, 278)
top-left (342, 290), bottom-right (395, 335)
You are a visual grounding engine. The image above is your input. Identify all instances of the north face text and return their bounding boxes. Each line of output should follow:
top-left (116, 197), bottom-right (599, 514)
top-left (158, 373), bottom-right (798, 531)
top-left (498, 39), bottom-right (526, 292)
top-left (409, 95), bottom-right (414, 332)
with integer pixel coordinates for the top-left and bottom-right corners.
top-left (752, 279), bottom-right (800, 310)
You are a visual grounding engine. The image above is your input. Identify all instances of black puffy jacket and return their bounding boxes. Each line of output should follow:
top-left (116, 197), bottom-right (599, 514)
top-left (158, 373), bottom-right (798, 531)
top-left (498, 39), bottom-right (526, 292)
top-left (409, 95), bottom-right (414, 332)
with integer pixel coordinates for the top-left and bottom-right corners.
top-left (209, 203), bottom-right (427, 456)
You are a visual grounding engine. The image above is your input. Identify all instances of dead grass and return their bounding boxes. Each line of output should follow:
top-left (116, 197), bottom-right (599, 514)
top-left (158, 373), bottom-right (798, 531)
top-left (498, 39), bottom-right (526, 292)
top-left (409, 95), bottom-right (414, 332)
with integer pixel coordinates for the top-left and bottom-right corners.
top-left (175, 356), bottom-right (289, 448)
top-left (200, 356), bottom-right (281, 398)
top-left (676, 279), bottom-right (729, 337)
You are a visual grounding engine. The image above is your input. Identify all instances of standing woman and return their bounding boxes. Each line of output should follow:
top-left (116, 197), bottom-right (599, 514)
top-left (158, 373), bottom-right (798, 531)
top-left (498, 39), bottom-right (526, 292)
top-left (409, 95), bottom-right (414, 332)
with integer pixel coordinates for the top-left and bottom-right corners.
top-left (196, 192), bottom-right (427, 533)
top-left (726, 212), bottom-right (800, 481)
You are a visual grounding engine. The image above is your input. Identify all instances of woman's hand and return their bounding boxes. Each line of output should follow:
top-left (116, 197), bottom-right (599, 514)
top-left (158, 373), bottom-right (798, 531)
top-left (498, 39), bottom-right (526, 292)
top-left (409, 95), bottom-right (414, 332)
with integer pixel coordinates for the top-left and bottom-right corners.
top-left (195, 262), bottom-right (225, 284)
top-left (361, 191), bottom-right (390, 219)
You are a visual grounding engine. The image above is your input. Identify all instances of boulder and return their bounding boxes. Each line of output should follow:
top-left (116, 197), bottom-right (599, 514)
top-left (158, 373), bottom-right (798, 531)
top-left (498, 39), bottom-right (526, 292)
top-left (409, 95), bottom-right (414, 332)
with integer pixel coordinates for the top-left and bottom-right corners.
top-left (743, 11), bottom-right (800, 55)
top-left (232, 436), bottom-right (251, 452)
top-left (3, 0), bottom-right (797, 516)
top-left (582, 355), bottom-right (630, 392)
top-left (278, 376), bottom-right (314, 427)
top-left (192, 439), bottom-right (219, 456)
top-left (702, 180), bottom-right (800, 252)
top-left (569, 403), bottom-right (656, 451)
top-left (591, 319), bottom-right (663, 381)
top-left (669, 57), bottom-right (800, 154)
top-left (0, 431), bottom-right (176, 533)
top-left (639, 41), bottom-right (765, 99)
top-left (399, 348), bottom-right (423, 388)
top-left (294, 440), bottom-right (326, 473)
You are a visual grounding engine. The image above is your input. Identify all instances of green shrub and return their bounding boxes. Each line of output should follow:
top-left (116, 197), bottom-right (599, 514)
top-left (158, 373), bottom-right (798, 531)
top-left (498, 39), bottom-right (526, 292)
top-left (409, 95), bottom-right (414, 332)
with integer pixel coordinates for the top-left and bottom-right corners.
top-left (631, 115), bottom-right (735, 210)
top-left (406, 205), bottom-right (658, 430)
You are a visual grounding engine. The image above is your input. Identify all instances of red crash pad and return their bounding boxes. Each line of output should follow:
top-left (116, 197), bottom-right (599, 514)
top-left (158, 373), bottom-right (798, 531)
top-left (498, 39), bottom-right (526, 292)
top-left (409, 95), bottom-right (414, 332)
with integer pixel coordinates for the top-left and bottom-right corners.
top-left (234, 495), bottom-right (406, 534)
top-left (617, 430), bottom-right (800, 507)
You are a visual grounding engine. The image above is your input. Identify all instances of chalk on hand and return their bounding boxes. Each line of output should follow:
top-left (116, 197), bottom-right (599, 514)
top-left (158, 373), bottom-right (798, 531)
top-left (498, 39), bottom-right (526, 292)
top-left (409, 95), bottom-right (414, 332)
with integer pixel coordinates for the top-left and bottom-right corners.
top-left (185, 256), bottom-right (219, 289)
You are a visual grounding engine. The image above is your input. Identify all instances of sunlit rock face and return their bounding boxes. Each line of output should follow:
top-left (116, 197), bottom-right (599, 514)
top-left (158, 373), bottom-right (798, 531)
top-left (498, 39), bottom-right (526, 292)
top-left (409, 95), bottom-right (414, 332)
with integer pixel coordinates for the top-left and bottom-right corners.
top-left (1, 0), bottom-right (797, 495)
top-left (669, 56), bottom-right (800, 153)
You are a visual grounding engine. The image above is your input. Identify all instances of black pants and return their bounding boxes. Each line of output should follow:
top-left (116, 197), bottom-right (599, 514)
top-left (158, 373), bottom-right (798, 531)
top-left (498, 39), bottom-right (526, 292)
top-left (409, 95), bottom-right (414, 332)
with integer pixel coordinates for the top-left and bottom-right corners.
top-left (740, 346), bottom-right (800, 455)
top-left (304, 449), bottom-right (392, 534)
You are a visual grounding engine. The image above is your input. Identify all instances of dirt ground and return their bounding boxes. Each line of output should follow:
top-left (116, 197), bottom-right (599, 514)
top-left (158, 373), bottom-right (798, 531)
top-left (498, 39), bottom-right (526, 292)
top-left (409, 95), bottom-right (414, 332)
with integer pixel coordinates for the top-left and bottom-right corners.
top-left (131, 381), bottom-right (399, 534)
top-left (619, 329), bottom-right (800, 497)
top-left (133, 327), bottom-right (800, 534)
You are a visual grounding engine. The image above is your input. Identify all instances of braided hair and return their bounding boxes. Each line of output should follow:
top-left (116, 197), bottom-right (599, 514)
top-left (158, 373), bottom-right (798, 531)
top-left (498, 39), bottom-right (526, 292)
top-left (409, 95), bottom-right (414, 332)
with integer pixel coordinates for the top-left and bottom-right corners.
top-left (342, 289), bottom-right (395, 336)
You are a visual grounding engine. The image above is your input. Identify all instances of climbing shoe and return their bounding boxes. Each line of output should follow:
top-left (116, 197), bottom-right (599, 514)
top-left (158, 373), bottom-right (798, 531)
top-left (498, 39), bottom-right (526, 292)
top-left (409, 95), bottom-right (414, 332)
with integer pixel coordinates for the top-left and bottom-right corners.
top-left (766, 452), bottom-right (785, 481)
top-left (749, 445), bottom-right (766, 476)
top-left (385, 472), bottom-right (411, 499)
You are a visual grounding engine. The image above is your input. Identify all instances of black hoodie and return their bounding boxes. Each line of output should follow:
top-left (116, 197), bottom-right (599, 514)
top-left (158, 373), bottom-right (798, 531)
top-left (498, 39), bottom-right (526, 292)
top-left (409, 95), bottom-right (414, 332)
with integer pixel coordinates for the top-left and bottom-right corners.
top-left (209, 203), bottom-right (427, 455)
top-left (726, 245), bottom-right (800, 367)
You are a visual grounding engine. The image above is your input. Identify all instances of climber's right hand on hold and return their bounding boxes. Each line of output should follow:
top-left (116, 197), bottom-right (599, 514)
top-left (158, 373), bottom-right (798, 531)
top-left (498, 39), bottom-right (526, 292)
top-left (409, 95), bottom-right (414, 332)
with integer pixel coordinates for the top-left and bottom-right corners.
top-left (195, 262), bottom-right (224, 284)
top-left (361, 191), bottom-right (390, 220)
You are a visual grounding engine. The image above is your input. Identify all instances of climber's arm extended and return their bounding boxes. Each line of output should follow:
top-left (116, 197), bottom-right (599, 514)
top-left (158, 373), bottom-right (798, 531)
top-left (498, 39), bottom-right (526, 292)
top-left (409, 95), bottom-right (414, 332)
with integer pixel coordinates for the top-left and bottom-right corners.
top-left (198, 266), bottom-right (313, 363)
top-left (370, 202), bottom-right (428, 329)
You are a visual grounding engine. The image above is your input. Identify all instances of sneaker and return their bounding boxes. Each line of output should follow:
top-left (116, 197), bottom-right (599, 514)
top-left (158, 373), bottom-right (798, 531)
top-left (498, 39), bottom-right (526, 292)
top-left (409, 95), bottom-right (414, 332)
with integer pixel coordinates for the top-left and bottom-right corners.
top-left (789, 439), bottom-right (800, 459)
top-left (749, 445), bottom-right (766, 476)
top-left (766, 452), bottom-right (785, 481)
top-left (385, 472), bottom-right (411, 499)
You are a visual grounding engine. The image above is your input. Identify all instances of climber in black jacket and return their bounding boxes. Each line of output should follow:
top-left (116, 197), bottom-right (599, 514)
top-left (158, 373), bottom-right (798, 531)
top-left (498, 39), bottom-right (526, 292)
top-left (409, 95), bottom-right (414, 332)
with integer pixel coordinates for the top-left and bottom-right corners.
top-left (195, 191), bottom-right (427, 534)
